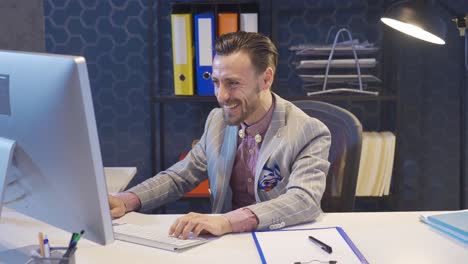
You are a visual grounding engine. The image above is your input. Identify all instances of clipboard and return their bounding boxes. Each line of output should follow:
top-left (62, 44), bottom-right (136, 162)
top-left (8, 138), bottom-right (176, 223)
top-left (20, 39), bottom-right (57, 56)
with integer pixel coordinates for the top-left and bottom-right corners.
top-left (252, 226), bottom-right (368, 264)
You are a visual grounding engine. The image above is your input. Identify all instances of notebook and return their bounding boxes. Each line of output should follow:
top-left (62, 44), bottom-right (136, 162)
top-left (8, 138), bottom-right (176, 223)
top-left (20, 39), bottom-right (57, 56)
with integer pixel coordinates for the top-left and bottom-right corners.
top-left (420, 210), bottom-right (468, 244)
top-left (113, 223), bottom-right (209, 251)
top-left (252, 227), bottom-right (368, 264)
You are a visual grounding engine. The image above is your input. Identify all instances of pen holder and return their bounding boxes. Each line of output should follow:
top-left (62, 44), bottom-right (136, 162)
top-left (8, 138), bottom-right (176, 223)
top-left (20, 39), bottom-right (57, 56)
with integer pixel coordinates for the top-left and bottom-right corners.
top-left (30, 247), bottom-right (76, 264)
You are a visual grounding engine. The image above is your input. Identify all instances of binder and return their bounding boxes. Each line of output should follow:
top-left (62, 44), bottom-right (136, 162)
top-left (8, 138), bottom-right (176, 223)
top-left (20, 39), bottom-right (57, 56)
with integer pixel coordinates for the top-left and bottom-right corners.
top-left (194, 13), bottom-right (215, 95)
top-left (427, 210), bottom-right (468, 237)
top-left (171, 14), bottom-right (194, 95)
top-left (420, 210), bottom-right (468, 244)
top-left (218, 13), bottom-right (238, 36)
top-left (252, 227), bottom-right (368, 264)
top-left (240, 13), bottom-right (258, 32)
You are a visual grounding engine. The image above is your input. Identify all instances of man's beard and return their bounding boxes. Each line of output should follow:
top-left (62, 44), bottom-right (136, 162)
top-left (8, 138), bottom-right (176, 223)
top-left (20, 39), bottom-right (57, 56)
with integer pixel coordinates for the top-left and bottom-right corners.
top-left (222, 97), bottom-right (260, 126)
top-left (221, 85), bottom-right (261, 126)
top-left (223, 102), bottom-right (246, 126)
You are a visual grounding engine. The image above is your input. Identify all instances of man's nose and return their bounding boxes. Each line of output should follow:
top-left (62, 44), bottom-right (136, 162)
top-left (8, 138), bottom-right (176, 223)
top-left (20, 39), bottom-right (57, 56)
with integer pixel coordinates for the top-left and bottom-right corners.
top-left (216, 84), bottom-right (229, 102)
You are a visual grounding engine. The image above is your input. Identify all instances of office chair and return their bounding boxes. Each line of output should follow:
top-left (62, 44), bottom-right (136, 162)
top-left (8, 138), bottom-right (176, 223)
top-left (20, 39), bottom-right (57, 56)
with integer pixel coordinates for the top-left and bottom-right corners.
top-left (292, 100), bottom-right (362, 212)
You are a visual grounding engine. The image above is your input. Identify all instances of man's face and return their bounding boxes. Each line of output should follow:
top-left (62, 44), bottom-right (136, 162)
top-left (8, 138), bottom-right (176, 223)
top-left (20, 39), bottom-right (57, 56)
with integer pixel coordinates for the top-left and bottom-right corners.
top-left (212, 51), bottom-right (264, 126)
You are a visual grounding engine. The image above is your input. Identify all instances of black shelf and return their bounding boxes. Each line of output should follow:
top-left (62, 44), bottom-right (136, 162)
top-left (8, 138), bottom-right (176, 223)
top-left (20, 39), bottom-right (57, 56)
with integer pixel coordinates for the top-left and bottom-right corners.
top-left (153, 1), bottom-right (399, 212)
top-left (354, 196), bottom-right (394, 212)
top-left (154, 94), bottom-right (397, 103)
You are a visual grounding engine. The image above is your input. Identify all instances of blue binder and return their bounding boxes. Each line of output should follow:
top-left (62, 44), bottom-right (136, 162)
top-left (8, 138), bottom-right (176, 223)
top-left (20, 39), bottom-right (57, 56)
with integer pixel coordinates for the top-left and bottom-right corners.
top-left (194, 13), bottom-right (215, 95)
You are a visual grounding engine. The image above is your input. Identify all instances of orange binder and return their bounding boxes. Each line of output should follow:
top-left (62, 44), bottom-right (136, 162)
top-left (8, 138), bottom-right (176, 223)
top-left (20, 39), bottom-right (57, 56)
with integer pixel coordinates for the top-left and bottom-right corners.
top-left (217, 13), bottom-right (238, 37)
top-left (184, 179), bottom-right (210, 198)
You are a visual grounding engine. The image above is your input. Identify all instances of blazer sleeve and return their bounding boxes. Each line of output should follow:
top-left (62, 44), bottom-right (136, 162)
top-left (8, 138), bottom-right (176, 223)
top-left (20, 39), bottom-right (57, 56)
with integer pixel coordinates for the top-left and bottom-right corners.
top-left (246, 118), bottom-right (331, 230)
top-left (127, 109), bottom-right (216, 212)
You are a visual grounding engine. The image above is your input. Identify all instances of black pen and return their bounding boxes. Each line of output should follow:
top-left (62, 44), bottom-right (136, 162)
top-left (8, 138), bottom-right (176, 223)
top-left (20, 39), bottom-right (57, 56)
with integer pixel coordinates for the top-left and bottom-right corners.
top-left (308, 235), bottom-right (333, 254)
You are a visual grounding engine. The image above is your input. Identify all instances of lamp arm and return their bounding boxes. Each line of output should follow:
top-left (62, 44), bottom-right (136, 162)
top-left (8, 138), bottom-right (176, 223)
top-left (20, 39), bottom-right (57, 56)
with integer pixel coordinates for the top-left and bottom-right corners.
top-left (434, 0), bottom-right (468, 71)
top-left (434, 0), bottom-right (467, 36)
top-left (466, 29), bottom-right (468, 70)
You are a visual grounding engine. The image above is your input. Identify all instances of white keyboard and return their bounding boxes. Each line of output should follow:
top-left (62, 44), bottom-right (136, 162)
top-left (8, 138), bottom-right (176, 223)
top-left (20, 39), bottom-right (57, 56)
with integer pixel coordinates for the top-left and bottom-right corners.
top-left (113, 223), bottom-right (208, 251)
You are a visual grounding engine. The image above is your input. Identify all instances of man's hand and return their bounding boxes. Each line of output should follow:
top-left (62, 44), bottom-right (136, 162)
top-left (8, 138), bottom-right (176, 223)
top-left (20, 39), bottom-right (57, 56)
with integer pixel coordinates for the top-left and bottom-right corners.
top-left (108, 195), bottom-right (126, 219)
top-left (169, 212), bottom-right (233, 239)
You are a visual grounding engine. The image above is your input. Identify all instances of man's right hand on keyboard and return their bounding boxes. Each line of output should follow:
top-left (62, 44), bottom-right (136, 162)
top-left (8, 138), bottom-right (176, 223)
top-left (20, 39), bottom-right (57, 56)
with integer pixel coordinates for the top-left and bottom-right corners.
top-left (169, 212), bottom-right (233, 239)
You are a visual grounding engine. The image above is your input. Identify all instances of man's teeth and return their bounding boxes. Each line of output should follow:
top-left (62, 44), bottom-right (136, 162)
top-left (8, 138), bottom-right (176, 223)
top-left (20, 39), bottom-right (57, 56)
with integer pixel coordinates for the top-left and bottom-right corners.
top-left (225, 104), bottom-right (238, 109)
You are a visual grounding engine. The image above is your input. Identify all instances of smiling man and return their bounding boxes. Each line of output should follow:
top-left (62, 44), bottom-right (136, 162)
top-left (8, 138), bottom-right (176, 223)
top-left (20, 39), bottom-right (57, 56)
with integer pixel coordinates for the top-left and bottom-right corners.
top-left (109, 32), bottom-right (331, 239)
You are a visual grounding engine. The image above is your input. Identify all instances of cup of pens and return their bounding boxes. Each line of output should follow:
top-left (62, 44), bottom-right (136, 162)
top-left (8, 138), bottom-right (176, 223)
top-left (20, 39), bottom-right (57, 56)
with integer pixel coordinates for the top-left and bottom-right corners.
top-left (29, 230), bottom-right (84, 264)
top-left (30, 247), bottom-right (76, 264)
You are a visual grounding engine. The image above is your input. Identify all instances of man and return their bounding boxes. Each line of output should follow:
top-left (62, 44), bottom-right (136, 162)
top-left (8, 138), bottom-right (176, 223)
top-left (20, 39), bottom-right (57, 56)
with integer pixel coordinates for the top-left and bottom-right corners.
top-left (109, 32), bottom-right (331, 239)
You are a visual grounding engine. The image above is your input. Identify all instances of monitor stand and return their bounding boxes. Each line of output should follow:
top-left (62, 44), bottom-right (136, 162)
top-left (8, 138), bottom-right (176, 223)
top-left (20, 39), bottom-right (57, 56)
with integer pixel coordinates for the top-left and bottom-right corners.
top-left (0, 137), bottom-right (15, 218)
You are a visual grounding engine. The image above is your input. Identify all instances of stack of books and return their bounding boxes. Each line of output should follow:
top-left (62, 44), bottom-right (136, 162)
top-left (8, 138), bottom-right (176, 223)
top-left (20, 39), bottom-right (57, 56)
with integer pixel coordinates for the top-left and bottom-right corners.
top-left (355, 132), bottom-right (396, 197)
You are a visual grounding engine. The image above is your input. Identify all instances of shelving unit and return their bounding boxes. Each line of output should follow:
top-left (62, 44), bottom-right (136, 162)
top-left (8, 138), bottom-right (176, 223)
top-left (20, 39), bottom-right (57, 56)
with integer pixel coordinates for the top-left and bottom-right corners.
top-left (154, 94), bottom-right (396, 103)
top-left (153, 0), bottom-right (399, 212)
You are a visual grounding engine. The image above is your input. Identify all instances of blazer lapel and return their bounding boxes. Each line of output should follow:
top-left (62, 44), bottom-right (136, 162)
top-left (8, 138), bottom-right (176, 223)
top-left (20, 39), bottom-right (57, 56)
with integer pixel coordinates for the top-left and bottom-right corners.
top-left (212, 125), bottom-right (238, 213)
top-left (254, 94), bottom-right (287, 201)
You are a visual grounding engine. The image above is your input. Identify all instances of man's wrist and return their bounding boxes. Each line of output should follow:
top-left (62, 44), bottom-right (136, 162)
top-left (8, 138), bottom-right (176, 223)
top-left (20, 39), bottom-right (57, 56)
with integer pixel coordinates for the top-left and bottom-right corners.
top-left (220, 215), bottom-right (233, 234)
top-left (223, 208), bottom-right (259, 233)
top-left (114, 192), bottom-right (141, 212)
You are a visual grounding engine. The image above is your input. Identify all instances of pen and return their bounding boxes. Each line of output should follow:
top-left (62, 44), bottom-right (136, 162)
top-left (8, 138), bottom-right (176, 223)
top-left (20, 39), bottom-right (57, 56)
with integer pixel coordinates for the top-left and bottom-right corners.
top-left (60, 230), bottom-right (85, 264)
top-left (43, 235), bottom-right (51, 258)
top-left (68, 232), bottom-right (78, 248)
top-left (74, 230), bottom-right (85, 242)
top-left (38, 232), bottom-right (45, 257)
top-left (308, 235), bottom-right (333, 254)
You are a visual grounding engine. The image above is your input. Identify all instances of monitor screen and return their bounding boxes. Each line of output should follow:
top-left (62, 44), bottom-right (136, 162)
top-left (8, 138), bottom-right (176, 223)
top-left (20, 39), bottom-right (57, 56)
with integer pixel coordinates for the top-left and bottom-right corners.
top-left (0, 50), bottom-right (114, 245)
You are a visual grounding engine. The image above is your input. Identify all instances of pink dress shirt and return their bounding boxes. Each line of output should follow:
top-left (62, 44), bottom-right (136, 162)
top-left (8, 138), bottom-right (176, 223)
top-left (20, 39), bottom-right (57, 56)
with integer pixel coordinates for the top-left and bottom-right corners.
top-left (223, 98), bottom-right (275, 232)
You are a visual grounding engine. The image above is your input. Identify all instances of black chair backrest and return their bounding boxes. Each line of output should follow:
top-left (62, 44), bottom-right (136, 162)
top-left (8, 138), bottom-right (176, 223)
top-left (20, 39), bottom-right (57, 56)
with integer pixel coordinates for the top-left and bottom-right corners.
top-left (292, 100), bottom-right (362, 212)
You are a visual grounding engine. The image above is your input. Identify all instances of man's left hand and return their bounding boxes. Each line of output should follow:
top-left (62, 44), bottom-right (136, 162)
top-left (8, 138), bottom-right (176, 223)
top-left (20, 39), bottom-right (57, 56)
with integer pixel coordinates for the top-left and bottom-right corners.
top-left (169, 212), bottom-right (233, 239)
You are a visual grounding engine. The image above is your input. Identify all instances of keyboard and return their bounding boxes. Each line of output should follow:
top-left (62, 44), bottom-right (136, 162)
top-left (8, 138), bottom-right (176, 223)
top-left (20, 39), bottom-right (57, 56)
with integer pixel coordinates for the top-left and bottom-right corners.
top-left (113, 223), bottom-right (209, 251)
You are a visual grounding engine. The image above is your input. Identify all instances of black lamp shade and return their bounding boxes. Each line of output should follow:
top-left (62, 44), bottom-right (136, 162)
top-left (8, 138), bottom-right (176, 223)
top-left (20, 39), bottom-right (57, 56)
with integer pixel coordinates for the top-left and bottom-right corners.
top-left (381, 0), bottom-right (447, 44)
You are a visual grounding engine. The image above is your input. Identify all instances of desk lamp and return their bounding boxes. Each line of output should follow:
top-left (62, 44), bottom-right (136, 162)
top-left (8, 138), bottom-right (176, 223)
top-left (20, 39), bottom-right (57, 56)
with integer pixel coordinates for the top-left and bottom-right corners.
top-left (381, 0), bottom-right (468, 209)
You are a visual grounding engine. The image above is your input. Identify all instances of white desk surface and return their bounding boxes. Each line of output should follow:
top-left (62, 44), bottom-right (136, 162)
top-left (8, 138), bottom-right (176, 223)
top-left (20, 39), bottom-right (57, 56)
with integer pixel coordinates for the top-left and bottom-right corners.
top-left (0, 209), bottom-right (466, 264)
top-left (104, 167), bottom-right (137, 193)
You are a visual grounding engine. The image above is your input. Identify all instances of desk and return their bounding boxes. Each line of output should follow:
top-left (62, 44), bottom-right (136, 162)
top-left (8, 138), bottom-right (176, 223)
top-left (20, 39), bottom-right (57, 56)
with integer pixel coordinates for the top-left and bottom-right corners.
top-left (0, 209), bottom-right (466, 264)
top-left (104, 167), bottom-right (137, 193)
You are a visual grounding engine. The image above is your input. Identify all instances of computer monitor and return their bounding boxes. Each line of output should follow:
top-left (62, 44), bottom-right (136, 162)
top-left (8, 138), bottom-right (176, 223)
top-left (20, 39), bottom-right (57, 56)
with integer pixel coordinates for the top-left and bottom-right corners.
top-left (0, 50), bottom-right (114, 245)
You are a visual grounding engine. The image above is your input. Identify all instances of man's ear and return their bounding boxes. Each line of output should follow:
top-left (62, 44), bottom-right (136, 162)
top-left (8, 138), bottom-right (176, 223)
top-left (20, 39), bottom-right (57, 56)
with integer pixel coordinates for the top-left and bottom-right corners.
top-left (261, 67), bottom-right (274, 90)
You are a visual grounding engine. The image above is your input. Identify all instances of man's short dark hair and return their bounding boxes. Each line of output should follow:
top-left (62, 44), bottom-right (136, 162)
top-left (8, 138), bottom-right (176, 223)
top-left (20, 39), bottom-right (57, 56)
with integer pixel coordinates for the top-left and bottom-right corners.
top-left (215, 31), bottom-right (278, 75)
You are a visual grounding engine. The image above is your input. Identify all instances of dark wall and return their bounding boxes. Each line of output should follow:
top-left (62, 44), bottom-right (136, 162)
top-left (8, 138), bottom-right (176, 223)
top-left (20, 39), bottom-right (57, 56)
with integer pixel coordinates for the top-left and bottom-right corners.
top-left (0, 0), bottom-right (45, 52)
top-left (387, 0), bottom-right (468, 210)
top-left (44, 0), bottom-right (152, 184)
top-left (43, 0), bottom-right (468, 210)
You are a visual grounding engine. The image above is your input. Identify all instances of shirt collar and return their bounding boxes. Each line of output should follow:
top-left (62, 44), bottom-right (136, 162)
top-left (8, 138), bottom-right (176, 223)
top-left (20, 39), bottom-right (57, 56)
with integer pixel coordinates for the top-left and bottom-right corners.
top-left (240, 95), bottom-right (276, 137)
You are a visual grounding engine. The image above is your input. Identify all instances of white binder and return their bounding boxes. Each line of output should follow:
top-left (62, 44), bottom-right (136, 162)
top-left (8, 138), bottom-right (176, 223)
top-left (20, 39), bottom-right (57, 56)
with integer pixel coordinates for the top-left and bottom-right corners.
top-left (240, 13), bottom-right (258, 33)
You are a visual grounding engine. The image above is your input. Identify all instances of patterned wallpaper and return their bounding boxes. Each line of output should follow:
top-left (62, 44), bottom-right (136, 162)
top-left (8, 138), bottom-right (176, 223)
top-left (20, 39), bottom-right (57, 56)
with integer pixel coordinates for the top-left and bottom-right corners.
top-left (44, 0), bottom-right (468, 210)
top-left (44, 0), bottom-right (152, 184)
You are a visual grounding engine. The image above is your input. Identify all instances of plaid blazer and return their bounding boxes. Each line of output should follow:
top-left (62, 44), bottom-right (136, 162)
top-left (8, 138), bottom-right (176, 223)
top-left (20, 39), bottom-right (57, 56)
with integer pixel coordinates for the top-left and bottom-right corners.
top-left (129, 93), bottom-right (331, 230)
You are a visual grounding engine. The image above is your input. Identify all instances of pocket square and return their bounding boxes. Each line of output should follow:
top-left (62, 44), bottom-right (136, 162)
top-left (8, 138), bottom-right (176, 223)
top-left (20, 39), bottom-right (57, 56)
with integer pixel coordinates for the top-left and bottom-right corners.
top-left (258, 164), bottom-right (283, 192)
